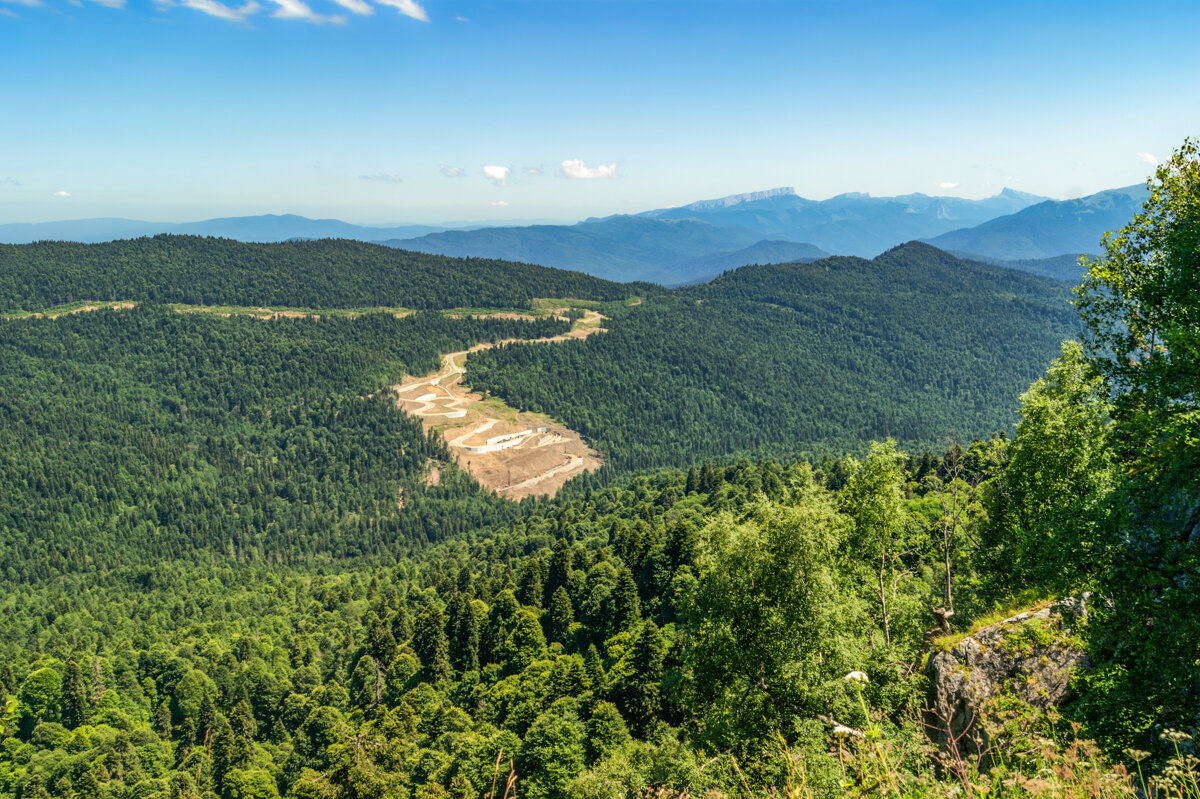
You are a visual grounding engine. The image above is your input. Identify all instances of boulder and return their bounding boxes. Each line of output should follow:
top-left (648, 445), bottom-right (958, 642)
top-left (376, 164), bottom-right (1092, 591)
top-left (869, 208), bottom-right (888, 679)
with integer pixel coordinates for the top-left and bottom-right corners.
top-left (924, 595), bottom-right (1090, 757)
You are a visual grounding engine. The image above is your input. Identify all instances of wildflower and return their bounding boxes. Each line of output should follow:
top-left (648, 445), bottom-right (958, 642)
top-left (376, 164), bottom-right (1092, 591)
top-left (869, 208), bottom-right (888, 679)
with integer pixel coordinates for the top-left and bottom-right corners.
top-left (1123, 748), bottom-right (1152, 762)
top-left (1161, 729), bottom-right (1194, 743)
top-left (844, 671), bottom-right (869, 684)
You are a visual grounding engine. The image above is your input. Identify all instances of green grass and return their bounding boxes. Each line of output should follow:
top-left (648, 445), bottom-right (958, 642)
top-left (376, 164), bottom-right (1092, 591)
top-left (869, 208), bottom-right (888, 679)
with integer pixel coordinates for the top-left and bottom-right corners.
top-left (933, 592), bottom-right (1058, 651)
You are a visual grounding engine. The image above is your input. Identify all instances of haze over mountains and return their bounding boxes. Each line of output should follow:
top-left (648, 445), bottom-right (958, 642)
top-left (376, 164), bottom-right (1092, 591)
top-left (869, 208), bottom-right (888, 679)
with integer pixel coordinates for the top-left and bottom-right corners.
top-left (0, 182), bottom-right (1148, 285)
top-left (925, 183), bottom-right (1150, 260)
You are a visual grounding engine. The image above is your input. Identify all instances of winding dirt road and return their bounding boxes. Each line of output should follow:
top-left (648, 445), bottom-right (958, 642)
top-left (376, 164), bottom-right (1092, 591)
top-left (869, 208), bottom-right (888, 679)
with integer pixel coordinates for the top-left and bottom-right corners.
top-left (393, 309), bottom-right (605, 499)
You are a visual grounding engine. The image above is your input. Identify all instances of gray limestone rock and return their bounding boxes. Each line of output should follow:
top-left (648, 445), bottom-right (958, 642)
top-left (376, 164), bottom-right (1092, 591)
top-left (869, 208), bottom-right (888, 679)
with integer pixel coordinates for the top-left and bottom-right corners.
top-left (923, 596), bottom-right (1090, 758)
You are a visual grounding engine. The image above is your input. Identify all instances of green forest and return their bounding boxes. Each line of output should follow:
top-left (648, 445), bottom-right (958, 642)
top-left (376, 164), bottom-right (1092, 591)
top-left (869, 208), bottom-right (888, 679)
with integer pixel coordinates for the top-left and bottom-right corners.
top-left (0, 141), bottom-right (1195, 799)
top-left (467, 242), bottom-right (1078, 470)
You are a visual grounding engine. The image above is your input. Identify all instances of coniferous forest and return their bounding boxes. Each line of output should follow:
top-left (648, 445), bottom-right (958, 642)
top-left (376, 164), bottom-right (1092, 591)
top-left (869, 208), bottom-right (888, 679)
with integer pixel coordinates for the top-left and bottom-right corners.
top-left (0, 141), bottom-right (1196, 799)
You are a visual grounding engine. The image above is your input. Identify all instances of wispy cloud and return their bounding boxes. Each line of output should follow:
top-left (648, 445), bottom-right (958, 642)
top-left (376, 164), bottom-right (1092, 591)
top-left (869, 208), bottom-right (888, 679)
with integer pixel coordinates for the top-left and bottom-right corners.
top-left (359, 173), bottom-right (403, 183)
top-left (0, 7), bottom-right (16, 15)
top-left (559, 158), bottom-right (617, 180)
top-left (1138, 152), bottom-right (1158, 167)
top-left (88, 0), bottom-right (127, 9)
top-left (375, 0), bottom-right (427, 21)
top-left (938, 181), bottom-right (959, 189)
top-left (491, 200), bottom-right (509, 207)
top-left (54, 190), bottom-right (72, 197)
top-left (180, 0), bottom-right (260, 22)
top-left (329, 0), bottom-right (370, 13)
top-left (483, 165), bottom-right (509, 186)
top-left (454, 14), bottom-right (467, 21)
top-left (0, 0), bottom-right (43, 8)
top-left (3, 177), bottom-right (20, 186)
top-left (270, 0), bottom-right (343, 22)
top-left (524, 167), bottom-right (543, 177)
top-left (440, 165), bottom-right (464, 178)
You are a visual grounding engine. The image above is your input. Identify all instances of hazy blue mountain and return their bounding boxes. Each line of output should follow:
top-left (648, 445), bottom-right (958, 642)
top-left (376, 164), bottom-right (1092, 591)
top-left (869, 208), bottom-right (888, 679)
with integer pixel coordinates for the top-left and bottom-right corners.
top-left (636, 186), bottom-right (1050, 256)
top-left (386, 216), bottom-right (771, 284)
top-left (388, 187), bottom-right (1043, 282)
top-left (0, 215), bottom-right (450, 244)
top-left (925, 184), bottom-right (1149, 259)
top-left (669, 240), bottom-right (831, 285)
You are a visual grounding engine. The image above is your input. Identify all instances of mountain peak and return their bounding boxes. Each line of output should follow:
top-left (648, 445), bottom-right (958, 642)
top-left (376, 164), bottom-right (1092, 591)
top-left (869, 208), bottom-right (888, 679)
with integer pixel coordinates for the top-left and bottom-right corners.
top-left (680, 187), bottom-right (797, 211)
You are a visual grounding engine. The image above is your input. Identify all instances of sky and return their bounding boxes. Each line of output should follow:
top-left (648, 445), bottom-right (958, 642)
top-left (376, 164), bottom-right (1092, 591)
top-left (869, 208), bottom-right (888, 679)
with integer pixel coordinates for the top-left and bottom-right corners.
top-left (2, 0), bottom-right (1198, 225)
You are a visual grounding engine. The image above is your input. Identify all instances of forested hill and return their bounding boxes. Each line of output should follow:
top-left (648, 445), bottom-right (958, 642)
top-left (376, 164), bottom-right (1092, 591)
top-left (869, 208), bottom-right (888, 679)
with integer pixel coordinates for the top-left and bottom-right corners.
top-left (467, 243), bottom-right (1079, 471)
top-left (0, 236), bottom-right (641, 312)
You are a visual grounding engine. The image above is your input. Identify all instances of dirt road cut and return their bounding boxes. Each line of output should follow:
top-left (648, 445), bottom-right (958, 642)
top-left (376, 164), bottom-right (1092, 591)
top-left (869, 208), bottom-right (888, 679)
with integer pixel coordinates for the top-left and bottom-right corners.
top-left (393, 309), bottom-right (604, 500)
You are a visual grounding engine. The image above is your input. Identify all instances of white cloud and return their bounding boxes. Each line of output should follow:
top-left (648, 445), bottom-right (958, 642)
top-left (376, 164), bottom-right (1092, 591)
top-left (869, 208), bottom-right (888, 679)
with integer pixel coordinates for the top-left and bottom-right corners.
top-left (0, 0), bottom-right (43, 8)
top-left (0, 7), bottom-right (16, 15)
top-left (180, 0), bottom-right (260, 22)
top-left (329, 0), bottom-right (370, 13)
top-left (938, 181), bottom-right (959, 189)
top-left (524, 167), bottom-right (543, 177)
top-left (559, 158), bottom-right (617, 180)
top-left (491, 200), bottom-right (509, 207)
top-left (454, 14), bottom-right (467, 21)
top-left (1138, 152), bottom-right (1158, 167)
top-left (88, 0), bottom-right (127, 9)
top-left (375, 0), bottom-right (427, 21)
top-left (3, 177), bottom-right (20, 186)
top-left (483, 165), bottom-right (509, 186)
top-left (54, 190), bottom-right (71, 197)
top-left (271, 0), bottom-right (344, 23)
top-left (359, 173), bottom-right (403, 183)
top-left (440, 165), bottom-right (464, 177)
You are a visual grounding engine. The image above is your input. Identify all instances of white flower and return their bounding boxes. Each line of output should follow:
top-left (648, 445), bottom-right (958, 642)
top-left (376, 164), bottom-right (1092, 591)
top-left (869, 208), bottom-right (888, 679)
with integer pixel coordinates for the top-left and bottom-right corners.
top-left (844, 671), bottom-right (869, 685)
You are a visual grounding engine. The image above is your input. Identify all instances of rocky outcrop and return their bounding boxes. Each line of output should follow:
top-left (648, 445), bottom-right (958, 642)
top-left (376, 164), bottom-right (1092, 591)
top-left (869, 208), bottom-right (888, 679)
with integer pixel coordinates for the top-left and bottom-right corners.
top-left (924, 596), bottom-right (1090, 757)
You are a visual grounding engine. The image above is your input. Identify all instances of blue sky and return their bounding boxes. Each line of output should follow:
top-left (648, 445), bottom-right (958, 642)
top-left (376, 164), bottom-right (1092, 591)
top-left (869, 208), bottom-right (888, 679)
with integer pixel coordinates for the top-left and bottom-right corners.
top-left (2, 0), bottom-right (1198, 224)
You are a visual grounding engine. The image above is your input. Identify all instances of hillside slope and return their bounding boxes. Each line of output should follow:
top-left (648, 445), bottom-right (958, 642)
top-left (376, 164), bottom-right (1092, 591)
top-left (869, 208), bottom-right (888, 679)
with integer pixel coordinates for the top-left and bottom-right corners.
top-left (467, 243), bottom-right (1079, 471)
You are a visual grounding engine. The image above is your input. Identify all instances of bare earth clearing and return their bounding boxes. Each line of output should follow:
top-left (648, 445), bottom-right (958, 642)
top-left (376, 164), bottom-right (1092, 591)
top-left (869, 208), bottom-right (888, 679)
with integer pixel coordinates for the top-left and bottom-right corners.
top-left (393, 309), bottom-right (605, 499)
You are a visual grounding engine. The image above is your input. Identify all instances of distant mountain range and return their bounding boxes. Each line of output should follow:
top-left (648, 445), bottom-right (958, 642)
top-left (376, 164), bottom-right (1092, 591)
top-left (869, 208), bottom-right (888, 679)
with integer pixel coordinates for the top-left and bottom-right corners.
top-left (634, 185), bottom-right (1049, 255)
top-left (924, 184), bottom-right (1149, 260)
top-left (0, 182), bottom-right (1149, 286)
top-left (387, 186), bottom-right (1054, 284)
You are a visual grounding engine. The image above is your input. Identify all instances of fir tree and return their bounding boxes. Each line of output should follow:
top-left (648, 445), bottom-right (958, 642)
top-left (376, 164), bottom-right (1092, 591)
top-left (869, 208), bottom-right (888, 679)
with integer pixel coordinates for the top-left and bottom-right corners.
top-left (412, 604), bottom-right (451, 683)
top-left (621, 620), bottom-right (664, 738)
top-left (546, 586), bottom-right (574, 645)
top-left (60, 660), bottom-right (89, 729)
top-left (447, 593), bottom-right (480, 673)
top-left (611, 568), bottom-right (641, 634)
